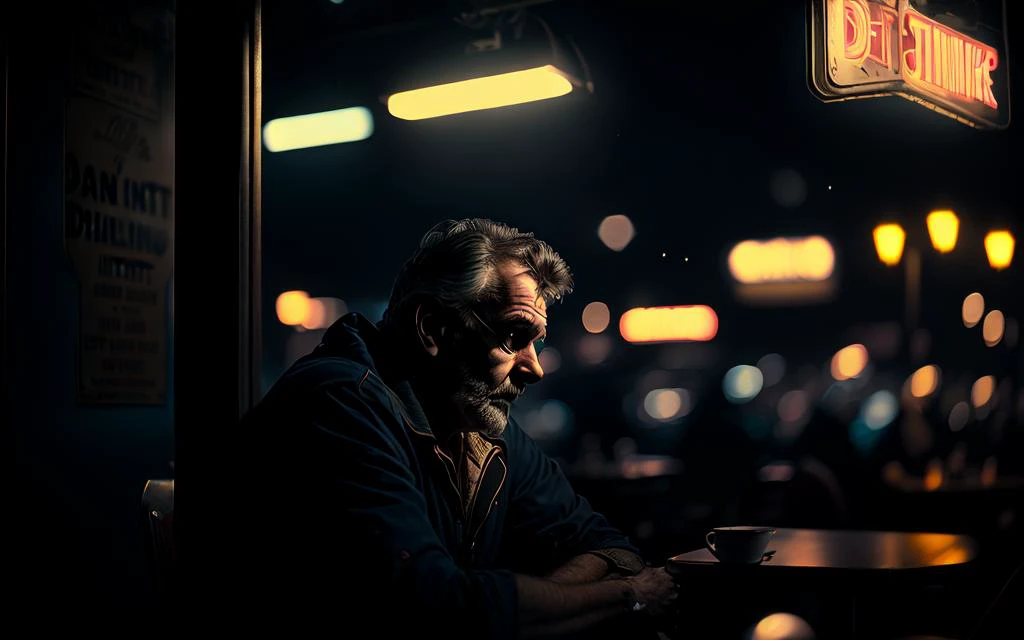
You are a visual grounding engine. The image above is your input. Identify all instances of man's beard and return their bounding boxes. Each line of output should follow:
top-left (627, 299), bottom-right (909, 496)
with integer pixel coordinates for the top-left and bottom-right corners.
top-left (452, 364), bottom-right (523, 438)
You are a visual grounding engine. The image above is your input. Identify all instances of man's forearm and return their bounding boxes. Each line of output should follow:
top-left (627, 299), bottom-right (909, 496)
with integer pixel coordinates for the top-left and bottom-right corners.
top-left (515, 573), bottom-right (635, 639)
top-left (545, 553), bottom-right (613, 584)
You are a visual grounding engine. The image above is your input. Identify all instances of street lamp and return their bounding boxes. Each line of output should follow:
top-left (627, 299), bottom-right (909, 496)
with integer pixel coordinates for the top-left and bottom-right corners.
top-left (984, 230), bottom-right (1015, 270)
top-left (926, 210), bottom-right (960, 253)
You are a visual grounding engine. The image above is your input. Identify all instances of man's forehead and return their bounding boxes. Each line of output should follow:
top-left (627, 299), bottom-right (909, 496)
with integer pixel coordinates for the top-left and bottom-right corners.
top-left (496, 262), bottom-right (547, 316)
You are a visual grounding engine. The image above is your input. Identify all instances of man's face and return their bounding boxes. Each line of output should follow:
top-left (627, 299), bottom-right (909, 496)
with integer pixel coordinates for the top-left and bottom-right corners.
top-left (448, 261), bottom-right (548, 438)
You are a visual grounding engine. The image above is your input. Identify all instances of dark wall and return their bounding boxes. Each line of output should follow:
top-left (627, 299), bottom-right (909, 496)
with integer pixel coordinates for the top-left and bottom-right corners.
top-left (6, 4), bottom-right (175, 624)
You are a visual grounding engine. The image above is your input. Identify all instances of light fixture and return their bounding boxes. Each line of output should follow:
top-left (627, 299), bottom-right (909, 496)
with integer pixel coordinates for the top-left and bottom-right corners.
top-left (873, 223), bottom-right (906, 266)
top-left (263, 107), bottom-right (374, 151)
top-left (385, 9), bottom-right (591, 121)
top-left (984, 230), bottom-right (1015, 270)
top-left (388, 66), bottom-right (574, 120)
top-left (926, 210), bottom-right (959, 253)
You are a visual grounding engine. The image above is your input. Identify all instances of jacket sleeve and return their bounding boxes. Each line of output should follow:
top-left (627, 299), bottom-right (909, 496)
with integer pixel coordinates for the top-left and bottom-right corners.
top-left (252, 375), bottom-right (518, 640)
top-left (500, 417), bottom-right (644, 576)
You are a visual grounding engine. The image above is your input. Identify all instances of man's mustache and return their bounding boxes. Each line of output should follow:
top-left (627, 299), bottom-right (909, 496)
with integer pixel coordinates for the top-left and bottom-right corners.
top-left (491, 384), bottom-right (525, 402)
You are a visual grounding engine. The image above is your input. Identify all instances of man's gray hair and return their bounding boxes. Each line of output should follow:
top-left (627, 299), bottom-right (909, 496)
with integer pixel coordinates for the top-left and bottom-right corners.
top-left (382, 218), bottom-right (573, 330)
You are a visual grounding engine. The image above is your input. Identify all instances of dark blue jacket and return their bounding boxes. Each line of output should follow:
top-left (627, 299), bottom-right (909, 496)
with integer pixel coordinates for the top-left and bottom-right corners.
top-left (236, 313), bottom-right (642, 638)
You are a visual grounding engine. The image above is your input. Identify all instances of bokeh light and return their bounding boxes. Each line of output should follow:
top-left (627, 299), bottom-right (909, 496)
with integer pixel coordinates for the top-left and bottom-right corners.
top-left (961, 292), bottom-right (985, 328)
top-left (276, 290), bottom-right (310, 326)
top-left (909, 365), bottom-right (941, 398)
top-left (971, 376), bottom-right (995, 408)
top-left (830, 344), bottom-right (868, 381)
top-left (873, 223), bottom-right (905, 266)
top-left (582, 301), bottom-right (611, 333)
top-left (643, 388), bottom-right (693, 422)
top-left (758, 353), bottom-right (787, 388)
top-left (948, 401), bottom-right (970, 432)
top-left (727, 236), bottom-right (834, 284)
top-left (577, 334), bottom-right (613, 365)
top-left (983, 310), bottom-right (1005, 346)
top-left (862, 390), bottom-right (899, 430)
top-left (926, 209), bottom-right (959, 253)
top-left (598, 215), bottom-right (635, 252)
top-left (620, 305), bottom-right (718, 343)
top-left (984, 230), bottom-right (1015, 270)
top-left (724, 365), bottom-right (764, 404)
top-left (778, 389), bottom-right (810, 423)
top-left (538, 347), bottom-right (561, 374)
top-left (768, 168), bottom-right (808, 208)
top-left (748, 612), bottom-right (816, 640)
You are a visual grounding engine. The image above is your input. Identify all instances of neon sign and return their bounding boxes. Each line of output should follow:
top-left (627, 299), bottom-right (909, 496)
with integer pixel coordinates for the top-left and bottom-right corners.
top-left (808, 0), bottom-right (1009, 129)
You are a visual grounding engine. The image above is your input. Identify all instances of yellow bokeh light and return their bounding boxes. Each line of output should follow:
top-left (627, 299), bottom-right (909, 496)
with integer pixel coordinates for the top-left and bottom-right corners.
top-left (831, 344), bottom-right (868, 380)
top-left (982, 310), bottom-right (1004, 346)
top-left (597, 215), bottom-right (635, 252)
top-left (984, 230), bottom-right (1015, 270)
top-left (961, 292), bottom-right (985, 328)
top-left (619, 306), bottom-right (718, 343)
top-left (727, 236), bottom-right (835, 284)
top-left (909, 365), bottom-right (941, 398)
top-left (926, 210), bottom-right (959, 253)
top-left (582, 301), bottom-right (611, 333)
top-left (276, 290), bottom-right (310, 326)
top-left (971, 375), bottom-right (995, 408)
top-left (387, 65), bottom-right (573, 121)
top-left (873, 223), bottom-right (905, 266)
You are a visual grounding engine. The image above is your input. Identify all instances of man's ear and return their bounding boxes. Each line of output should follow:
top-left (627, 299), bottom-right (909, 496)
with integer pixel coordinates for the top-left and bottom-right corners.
top-left (414, 302), bottom-right (448, 357)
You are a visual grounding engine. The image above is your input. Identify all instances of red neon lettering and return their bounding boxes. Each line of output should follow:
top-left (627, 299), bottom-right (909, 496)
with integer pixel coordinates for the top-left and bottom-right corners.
top-left (902, 10), bottom-right (998, 109)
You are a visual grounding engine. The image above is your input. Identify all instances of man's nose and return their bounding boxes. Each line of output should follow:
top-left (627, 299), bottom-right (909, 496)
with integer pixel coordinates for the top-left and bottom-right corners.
top-left (513, 343), bottom-right (544, 384)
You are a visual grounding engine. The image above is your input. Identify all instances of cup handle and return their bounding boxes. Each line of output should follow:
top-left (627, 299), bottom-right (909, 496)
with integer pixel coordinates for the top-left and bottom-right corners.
top-left (705, 531), bottom-right (717, 557)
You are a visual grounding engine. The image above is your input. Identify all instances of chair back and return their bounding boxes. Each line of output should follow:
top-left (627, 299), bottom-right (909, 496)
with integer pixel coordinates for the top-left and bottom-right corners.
top-left (141, 478), bottom-right (176, 596)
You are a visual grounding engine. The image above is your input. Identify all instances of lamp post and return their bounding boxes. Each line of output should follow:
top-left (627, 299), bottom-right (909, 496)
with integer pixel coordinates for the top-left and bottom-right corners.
top-left (873, 211), bottom-right (1015, 341)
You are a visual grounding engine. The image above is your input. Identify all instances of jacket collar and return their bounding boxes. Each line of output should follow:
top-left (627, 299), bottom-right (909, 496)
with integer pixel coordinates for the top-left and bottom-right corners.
top-left (315, 313), bottom-right (505, 446)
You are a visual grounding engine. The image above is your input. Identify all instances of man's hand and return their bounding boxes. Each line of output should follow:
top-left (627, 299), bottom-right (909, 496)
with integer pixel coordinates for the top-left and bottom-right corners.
top-left (626, 567), bottom-right (678, 617)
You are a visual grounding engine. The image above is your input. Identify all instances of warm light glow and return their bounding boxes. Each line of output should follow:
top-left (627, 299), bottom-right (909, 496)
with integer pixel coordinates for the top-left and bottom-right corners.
top-left (387, 65), bottom-right (574, 120)
top-left (984, 230), bottom-right (1015, 270)
top-left (981, 457), bottom-right (998, 487)
top-left (582, 302), bottom-right (611, 334)
top-left (873, 224), bottom-right (905, 266)
top-left (831, 344), bottom-right (868, 380)
top-left (750, 613), bottom-right (815, 640)
top-left (644, 388), bottom-right (691, 421)
top-left (910, 365), bottom-right (941, 398)
top-left (597, 215), bottom-right (635, 252)
top-left (983, 310), bottom-right (1004, 347)
top-left (924, 459), bottom-right (943, 491)
top-left (727, 236), bottom-right (835, 284)
top-left (619, 306), bottom-right (718, 343)
top-left (971, 376), bottom-right (995, 408)
top-left (962, 292), bottom-right (985, 328)
top-left (926, 210), bottom-right (959, 253)
top-left (263, 107), bottom-right (374, 151)
top-left (276, 290), bottom-right (310, 326)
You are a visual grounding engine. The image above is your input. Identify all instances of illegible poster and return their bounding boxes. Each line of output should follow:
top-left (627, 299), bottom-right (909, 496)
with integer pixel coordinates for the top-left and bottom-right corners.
top-left (65, 9), bottom-right (174, 404)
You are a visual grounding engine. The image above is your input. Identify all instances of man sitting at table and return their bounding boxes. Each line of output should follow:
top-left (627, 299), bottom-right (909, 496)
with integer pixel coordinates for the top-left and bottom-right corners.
top-left (229, 218), bottom-right (678, 638)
